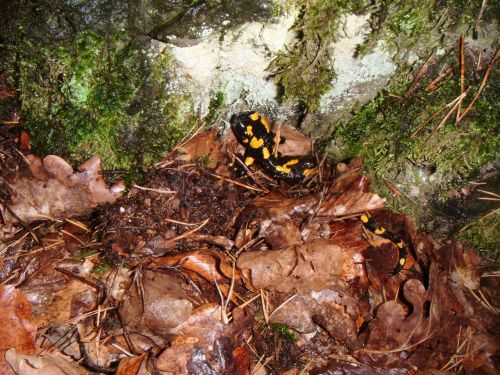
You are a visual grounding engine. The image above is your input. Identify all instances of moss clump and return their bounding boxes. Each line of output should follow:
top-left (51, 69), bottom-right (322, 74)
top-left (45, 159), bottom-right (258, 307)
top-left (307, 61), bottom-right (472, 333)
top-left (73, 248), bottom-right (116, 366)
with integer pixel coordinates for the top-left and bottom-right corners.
top-left (270, 0), bottom-right (364, 111)
top-left (361, 1), bottom-right (487, 55)
top-left (458, 210), bottom-right (500, 261)
top-left (204, 91), bottom-right (225, 127)
top-left (4, 30), bottom-right (191, 172)
top-left (331, 56), bottom-right (499, 240)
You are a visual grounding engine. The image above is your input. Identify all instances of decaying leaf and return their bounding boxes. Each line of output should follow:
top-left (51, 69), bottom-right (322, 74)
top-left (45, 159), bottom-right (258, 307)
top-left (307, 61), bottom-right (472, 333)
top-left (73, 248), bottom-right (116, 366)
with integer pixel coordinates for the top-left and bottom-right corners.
top-left (237, 239), bottom-right (346, 293)
top-left (155, 304), bottom-right (251, 374)
top-left (20, 259), bottom-right (98, 327)
top-left (5, 155), bottom-right (124, 223)
top-left (115, 353), bottom-right (147, 375)
top-left (5, 349), bottom-right (88, 375)
top-left (119, 270), bottom-right (193, 340)
top-left (175, 129), bottom-right (225, 168)
top-left (0, 286), bottom-right (36, 375)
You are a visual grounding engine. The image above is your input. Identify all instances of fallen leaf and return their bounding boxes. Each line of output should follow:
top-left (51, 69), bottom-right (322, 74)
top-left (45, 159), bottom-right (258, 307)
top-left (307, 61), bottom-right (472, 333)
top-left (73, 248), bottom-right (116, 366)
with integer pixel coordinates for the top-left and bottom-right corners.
top-left (0, 286), bottom-right (36, 375)
top-left (236, 239), bottom-right (346, 293)
top-left (115, 353), bottom-right (147, 375)
top-left (119, 270), bottom-right (193, 340)
top-left (5, 349), bottom-right (88, 375)
top-left (176, 129), bottom-right (224, 168)
top-left (5, 155), bottom-right (124, 223)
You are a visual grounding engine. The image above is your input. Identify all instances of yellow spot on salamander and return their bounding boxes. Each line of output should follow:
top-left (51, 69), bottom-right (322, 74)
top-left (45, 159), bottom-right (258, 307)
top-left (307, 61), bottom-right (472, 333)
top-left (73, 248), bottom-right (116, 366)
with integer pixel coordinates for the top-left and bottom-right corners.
top-left (302, 168), bottom-right (316, 177)
top-left (242, 138), bottom-right (248, 143)
top-left (249, 137), bottom-right (264, 149)
top-left (276, 164), bottom-right (292, 173)
top-left (262, 147), bottom-right (270, 159)
top-left (360, 215), bottom-right (369, 223)
top-left (261, 117), bottom-right (271, 133)
top-left (287, 159), bottom-right (299, 165)
top-left (396, 241), bottom-right (404, 249)
top-left (246, 125), bottom-right (253, 136)
top-left (399, 258), bottom-right (406, 265)
top-left (245, 156), bottom-right (255, 166)
top-left (250, 112), bottom-right (259, 121)
top-left (374, 227), bottom-right (386, 235)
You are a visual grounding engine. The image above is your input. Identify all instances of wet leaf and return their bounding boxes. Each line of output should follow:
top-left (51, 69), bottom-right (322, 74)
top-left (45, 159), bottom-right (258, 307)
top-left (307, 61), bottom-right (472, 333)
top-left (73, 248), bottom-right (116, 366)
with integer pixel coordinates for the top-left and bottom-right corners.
top-left (0, 286), bottom-right (36, 375)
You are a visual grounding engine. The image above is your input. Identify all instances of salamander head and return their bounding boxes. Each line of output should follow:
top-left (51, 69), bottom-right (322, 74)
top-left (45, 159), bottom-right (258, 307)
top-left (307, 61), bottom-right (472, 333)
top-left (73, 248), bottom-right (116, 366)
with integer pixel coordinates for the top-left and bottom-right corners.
top-left (230, 111), bottom-right (255, 144)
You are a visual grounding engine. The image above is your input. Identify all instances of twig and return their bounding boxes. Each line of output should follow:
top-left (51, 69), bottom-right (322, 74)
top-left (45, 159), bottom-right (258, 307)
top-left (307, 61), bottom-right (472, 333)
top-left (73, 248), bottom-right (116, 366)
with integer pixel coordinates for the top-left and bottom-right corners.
top-left (411, 91), bottom-right (466, 139)
top-left (425, 67), bottom-right (452, 92)
top-left (163, 218), bottom-right (209, 245)
top-left (459, 208), bottom-right (499, 233)
top-left (457, 49), bottom-right (499, 123)
top-left (0, 240), bottom-right (64, 261)
top-left (210, 173), bottom-right (267, 193)
top-left (477, 189), bottom-right (500, 199)
top-left (425, 91), bottom-right (468, 143)
top-left (268, 293), bottom-right (298, 320)
top-left (455, 33), bottom-right (465, 123)
top-left (132, 184), bottom-right (176, 194)
top-left (473, 0), bottom-right (488, 38)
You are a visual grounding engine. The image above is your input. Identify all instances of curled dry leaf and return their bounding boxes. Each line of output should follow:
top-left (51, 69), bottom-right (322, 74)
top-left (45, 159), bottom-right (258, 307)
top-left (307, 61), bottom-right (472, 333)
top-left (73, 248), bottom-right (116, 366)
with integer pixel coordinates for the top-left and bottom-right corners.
top-left (363, 279), bottom-right (432, 352)
top-left (317, 189), bottom-right (385, 218)
top-left (271, 123), bottom-right (313, 156)
top-left (5, 155), bottom-right (124, 223)
top-left (235, 192), bottom-right (316, 249)
top-left (5, 349), bottom-right (89, 375)
top-left (0, 286), bottom-right (36, 375)
top-left (148, 248), bottom-right (240, 281)
top-left (119, 270), bottom-right (193, 340)
top-left (175, 129), bottom-right (225, 168)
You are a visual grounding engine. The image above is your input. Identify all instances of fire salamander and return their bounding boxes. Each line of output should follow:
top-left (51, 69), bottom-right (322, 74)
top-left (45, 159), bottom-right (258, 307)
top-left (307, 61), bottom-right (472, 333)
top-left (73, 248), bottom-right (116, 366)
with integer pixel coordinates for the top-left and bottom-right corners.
top-left (230, 111), bottom-right (317, 182)
top-left (360, 213), bottom-right (408, 276)
top-left (231, 111), bottom-right (407, 275)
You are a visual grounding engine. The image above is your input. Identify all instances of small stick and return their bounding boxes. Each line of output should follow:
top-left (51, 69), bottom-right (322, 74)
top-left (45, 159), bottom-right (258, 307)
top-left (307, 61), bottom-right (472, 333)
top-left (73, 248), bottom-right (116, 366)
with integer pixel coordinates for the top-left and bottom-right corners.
top-left (425, 67), bottom-right (452, 92)
top-left (210, 173), bottom-right (267, 193)
top-left (455, 33), bottom-right (465, 123)
top-left (412, 91), bottom-right (467, 139)
top-left (132, 184), bottom-right (176, 194)
top-left (457, 49), bottom-right (499, 123)
top-left (425, 91), bottom-right (468, 143)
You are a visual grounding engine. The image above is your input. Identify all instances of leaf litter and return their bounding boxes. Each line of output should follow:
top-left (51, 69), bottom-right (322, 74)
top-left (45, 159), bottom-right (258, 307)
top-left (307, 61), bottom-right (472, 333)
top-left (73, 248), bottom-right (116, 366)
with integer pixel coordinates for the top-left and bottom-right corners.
top-left (0, 114), bottom-right (498, 375)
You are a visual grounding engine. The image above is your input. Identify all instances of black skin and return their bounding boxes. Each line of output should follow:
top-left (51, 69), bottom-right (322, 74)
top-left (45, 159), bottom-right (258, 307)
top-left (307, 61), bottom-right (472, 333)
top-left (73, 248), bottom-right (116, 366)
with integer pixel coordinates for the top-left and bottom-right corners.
top-left (230, 112), bottom-right (316, 181)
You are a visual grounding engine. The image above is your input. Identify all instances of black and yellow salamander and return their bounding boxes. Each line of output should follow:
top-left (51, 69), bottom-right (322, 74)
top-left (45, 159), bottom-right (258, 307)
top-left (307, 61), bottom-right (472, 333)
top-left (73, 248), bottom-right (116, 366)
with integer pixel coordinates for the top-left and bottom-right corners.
top-left (360, 213), bottom-right (408, 276)
top-left (230, 111), bottom-right (407, 275)
top-left (230, 111), bottom-right (317, 182)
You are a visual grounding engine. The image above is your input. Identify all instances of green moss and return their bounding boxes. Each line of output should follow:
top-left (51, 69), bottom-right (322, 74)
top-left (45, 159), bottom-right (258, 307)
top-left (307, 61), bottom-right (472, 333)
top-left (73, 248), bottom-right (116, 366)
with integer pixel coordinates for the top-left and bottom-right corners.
top-left (331, 60), bottom-right (499, 244)
top-left (5, 30), bottom-right (191, 173)
top-left (92, 261), bottom-right (111, 276)
top-left (457, 210), bottom-right (500, 261)
top-left (270, 0), bottom-right (365, 111)
top-left (361, 0), bottom-right (486, 54)
top-left (268, 322), bottom-right (299, 342)
top-left (204, 91), bottom-right (225, 127)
